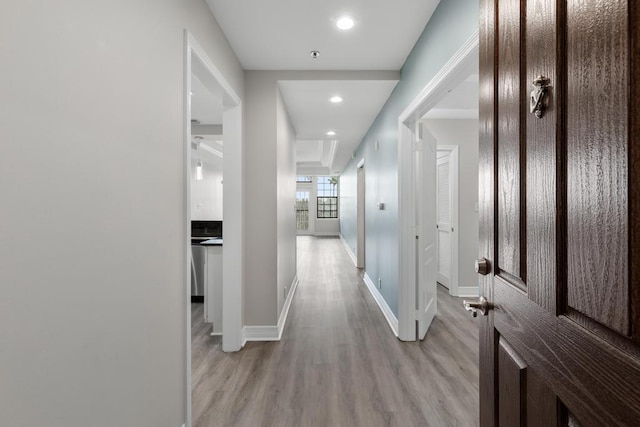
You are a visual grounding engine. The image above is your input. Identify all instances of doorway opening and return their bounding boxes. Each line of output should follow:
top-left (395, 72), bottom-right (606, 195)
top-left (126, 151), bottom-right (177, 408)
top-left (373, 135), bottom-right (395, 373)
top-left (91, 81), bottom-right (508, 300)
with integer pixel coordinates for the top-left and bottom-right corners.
top-left (397, 30), bottom-right (479, 341)
top-left (183, 30), bottom-right (244, 426)
top-left (434, 146), bottom-right (460, 295)
top-left (296, 176), bottom-right (313, 235)
top-left (296, 190), bottom-right (311, 233)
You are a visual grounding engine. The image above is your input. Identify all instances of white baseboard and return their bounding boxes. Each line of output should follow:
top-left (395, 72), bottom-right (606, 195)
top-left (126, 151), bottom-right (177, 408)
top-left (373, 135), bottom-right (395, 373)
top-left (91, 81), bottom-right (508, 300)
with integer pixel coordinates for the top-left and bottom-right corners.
top-left (243, 325), bottom-right (279, 341)
top-left (363, 272), bottom-right (399, 337)
top-left (314, 231), bottom-right (340, 237)
top-left (457, 286), bottom-right (479, 298)
top-left (339, 234), bottom-right (358, 267)
top-left (277, 275), bottom-right (299, 339)
top-left (243, 276), bottom-right (300, 342)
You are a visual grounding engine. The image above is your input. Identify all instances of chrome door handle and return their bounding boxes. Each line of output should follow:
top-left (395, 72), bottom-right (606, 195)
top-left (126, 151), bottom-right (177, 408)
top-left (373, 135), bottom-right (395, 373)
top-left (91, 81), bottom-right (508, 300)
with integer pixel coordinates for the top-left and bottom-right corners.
top-left (463, 296), bottom-right (490, 317)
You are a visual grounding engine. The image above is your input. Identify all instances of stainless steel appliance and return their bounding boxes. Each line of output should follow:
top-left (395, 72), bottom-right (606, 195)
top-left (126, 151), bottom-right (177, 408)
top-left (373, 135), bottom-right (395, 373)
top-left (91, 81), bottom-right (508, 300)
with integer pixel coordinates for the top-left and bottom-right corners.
top-left (190, 245), bottom-right (206, 297)
top-left (190, 221), bottom-right (222, 298)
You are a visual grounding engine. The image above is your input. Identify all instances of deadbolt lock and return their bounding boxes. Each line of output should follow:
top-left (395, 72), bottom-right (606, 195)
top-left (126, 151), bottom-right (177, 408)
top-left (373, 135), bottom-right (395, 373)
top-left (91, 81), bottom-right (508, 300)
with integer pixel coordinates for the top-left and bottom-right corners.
top-left (475, 258), bottom-right (490, 275)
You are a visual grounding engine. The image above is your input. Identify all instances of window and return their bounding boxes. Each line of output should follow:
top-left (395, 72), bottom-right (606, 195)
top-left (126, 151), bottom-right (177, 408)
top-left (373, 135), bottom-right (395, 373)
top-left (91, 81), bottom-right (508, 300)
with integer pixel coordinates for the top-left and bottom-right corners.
top-left (317, 176), bottom-right (338, 218)
top-left (296, 191), bottom-right (309, 231)
top-left (296, 176), bottom-right (312, 183)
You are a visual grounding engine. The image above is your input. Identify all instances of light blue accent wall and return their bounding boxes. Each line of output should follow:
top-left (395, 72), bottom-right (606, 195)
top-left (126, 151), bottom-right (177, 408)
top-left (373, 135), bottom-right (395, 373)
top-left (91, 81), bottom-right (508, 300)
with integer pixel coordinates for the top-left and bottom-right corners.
top-left (339, 0), bottom-right (479, 316)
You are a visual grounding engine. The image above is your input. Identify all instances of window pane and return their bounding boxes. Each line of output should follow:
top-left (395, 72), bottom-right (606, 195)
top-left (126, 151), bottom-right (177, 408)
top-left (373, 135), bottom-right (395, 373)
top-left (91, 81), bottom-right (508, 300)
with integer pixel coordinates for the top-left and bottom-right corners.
top-left (317, 196), bottom-right (338, 219)
top-left (296, 191), bottom-right (310, 230)
top-left (317, 175), bottom-right (338, 197)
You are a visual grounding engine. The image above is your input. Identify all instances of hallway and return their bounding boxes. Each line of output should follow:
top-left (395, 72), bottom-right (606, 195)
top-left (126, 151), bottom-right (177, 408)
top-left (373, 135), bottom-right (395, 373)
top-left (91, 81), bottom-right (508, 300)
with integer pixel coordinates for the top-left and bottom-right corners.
top-left (192, 236), bottom-right (479, 426)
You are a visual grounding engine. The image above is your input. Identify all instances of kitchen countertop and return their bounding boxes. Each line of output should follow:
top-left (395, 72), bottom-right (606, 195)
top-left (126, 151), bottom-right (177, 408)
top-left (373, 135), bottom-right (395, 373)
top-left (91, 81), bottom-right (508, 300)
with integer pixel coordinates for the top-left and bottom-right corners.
top-left (201, 238), bottom-right (223, 246)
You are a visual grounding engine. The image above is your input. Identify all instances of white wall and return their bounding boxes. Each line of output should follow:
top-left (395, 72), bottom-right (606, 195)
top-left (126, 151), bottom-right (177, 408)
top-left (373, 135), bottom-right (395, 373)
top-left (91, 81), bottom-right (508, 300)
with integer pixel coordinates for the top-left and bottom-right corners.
top-left (244, 71), bottom-right (279, 325)
top-left (315, 218), bottom-right (341, 235)
top-left (243, 73), bottom-right (299, 326)
top-left (0, 1), bottom-right (243, 426)
top-left (424, 119), bottom-right (479, 292)
top-left (276, 88), bottom-right (297, 316)
top-left (191, 155), bottom-right (224, 220)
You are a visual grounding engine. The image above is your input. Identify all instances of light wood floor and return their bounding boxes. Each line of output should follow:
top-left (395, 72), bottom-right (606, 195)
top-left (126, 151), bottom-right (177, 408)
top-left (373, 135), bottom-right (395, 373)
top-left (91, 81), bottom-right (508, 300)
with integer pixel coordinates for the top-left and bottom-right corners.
top-left (192, 236), bottom-right (479, 427)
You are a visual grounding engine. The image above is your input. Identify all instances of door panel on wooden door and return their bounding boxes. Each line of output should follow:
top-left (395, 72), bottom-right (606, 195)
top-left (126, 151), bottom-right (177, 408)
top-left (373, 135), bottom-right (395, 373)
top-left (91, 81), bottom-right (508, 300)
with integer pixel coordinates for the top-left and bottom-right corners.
top-left (479, 0), bottom-right (640, 425)
top-left (496, 0), bottom-right (523, 282)
top-left (566, 0), bottom-right (629, 336)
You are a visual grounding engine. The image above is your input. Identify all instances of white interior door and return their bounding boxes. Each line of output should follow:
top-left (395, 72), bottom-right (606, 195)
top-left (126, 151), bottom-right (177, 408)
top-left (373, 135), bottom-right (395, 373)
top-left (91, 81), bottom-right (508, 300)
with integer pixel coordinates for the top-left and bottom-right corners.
top-left (436, 152), bottom-right (452, 288)
top-left (416, 125), bottom-right (437, 340)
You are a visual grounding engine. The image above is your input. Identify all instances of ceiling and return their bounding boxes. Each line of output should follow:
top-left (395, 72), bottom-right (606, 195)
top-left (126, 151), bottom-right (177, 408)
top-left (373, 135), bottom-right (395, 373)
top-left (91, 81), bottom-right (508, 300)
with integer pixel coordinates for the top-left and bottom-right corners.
top-left (204, 0), bottom-right (446, 175)
top-left (424, 73), bottom-right (479, 120)
top-left (191, 68), bottom-right (224, 167)
top-left (191, 72), bottom-right (223, 126)
top-left (279, 80), bottom-right (398, 174)
top-left (193, 135), bottom-right (224, 169)
top-left (206, 0), bottom-right (441, 71)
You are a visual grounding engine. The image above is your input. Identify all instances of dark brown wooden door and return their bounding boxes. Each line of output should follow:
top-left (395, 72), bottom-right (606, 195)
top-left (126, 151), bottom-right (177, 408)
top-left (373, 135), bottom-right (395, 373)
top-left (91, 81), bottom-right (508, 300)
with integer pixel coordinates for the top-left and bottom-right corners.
top-left (479, 0), bottom-right (640, 425)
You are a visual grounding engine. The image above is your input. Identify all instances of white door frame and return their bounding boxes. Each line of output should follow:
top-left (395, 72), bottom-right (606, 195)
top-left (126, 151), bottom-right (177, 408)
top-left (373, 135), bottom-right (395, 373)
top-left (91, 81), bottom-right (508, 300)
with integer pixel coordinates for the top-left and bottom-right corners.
top-left (435, 145), bottom-right (460, 296)
top-left (184, 30), bottom-right (244, 426)
top-left (397, 30), bottom-right (478, 341)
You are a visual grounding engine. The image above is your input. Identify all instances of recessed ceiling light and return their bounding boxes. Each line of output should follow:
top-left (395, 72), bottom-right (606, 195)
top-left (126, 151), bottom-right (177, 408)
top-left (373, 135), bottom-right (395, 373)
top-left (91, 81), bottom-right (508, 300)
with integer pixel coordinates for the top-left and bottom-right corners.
top-left (330, 96), bottom-right (343, 103)
top-left (336, 16), bottom-right (355, 30)
top-left (326, 131), bottom-right (337, 136)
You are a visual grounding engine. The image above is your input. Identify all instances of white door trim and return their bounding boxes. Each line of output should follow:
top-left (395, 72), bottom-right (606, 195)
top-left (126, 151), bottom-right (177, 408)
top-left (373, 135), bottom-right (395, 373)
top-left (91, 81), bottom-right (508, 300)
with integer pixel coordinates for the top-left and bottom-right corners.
top-left (436, 145), bottom-right (460, 296)
top-left (184, 30), bottom-right (244, 426)
top-left (397, 30), bottom-right (479, 341)
top-left (357, 160), bottom-right (365, 269)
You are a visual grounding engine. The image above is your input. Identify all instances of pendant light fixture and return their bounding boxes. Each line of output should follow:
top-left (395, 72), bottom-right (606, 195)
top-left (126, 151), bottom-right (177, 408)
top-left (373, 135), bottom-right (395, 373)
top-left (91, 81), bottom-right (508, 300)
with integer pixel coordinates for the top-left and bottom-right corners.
top-left (194, 136), bottom-right (204, 181)
top-left (195, 160), bottom-right (204, 181)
